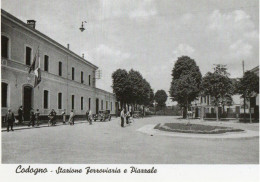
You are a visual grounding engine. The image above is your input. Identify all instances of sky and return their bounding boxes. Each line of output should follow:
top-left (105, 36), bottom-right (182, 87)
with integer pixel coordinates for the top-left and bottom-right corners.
top-left (2, 0), bottom-right (259, 105)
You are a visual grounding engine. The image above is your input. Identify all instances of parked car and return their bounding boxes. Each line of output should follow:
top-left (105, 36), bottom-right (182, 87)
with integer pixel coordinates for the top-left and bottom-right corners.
top-left (133, 111), bottom-right (142, 118)
top-left (93, 110), bottom-right (111, 122)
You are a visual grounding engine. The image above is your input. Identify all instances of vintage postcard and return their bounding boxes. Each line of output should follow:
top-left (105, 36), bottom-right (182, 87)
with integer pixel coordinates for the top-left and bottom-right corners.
top-left (0, 0), bottom-right (259, 181)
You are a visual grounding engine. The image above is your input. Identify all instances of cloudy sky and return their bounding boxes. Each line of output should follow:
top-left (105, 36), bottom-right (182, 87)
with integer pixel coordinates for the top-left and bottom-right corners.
top-left (2, 0), bottom-right (259, 104)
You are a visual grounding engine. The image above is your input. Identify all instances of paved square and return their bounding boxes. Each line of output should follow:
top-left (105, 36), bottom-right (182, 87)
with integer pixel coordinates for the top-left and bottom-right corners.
top-left (2, 116), bottom-right (259, 164)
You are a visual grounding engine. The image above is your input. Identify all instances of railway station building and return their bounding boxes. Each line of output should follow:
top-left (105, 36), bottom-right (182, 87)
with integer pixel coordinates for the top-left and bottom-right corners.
top-left (1, 9), bottom-right (117, 120)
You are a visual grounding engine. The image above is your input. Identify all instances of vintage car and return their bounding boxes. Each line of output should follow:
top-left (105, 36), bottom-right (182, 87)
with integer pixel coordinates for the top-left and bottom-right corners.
top-left (93, 110), bottom-right (111, 122)
top-left (133, 110), bottom-right (142, 118)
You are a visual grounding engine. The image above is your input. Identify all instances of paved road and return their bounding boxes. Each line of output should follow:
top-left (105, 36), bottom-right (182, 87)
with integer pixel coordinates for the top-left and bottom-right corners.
top-left (2, 116), bottom-right (259, 164)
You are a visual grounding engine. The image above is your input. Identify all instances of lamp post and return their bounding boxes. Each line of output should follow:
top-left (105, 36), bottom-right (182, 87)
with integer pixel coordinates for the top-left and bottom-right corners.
top-left (79, 21), bottom-right (87, 32)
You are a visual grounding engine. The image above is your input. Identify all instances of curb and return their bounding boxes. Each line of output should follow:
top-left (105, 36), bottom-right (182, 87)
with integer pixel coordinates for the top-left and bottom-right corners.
top-left (137, 124), bottom-right (259, 140)
top-left (1, 120), bottom-right (89, 132)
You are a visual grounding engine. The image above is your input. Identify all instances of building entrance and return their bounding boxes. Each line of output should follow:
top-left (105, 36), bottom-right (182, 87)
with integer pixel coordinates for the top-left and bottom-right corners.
top-left (23, 86), bottom-right (33, 121)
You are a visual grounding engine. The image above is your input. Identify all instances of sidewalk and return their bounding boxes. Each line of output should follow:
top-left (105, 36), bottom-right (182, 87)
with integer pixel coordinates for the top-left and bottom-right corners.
top-left (1, 120), bottom-right (89, 132)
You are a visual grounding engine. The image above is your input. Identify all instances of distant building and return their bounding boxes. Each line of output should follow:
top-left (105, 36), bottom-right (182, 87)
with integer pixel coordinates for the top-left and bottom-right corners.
top-left (190, 66), bottom-right (259, 120)
top-left (1, 9), bottom-right (118, 120)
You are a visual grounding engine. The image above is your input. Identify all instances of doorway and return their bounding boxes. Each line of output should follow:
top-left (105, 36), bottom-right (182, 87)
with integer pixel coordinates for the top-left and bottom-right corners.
top-left (23, 86), bottom-right (33, 121)
top-left (96, 98), bottom-right (99, 114)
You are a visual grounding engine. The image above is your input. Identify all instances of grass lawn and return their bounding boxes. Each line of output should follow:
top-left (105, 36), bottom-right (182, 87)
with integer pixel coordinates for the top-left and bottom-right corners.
top-left (154, 123), bottom-right (244, 134)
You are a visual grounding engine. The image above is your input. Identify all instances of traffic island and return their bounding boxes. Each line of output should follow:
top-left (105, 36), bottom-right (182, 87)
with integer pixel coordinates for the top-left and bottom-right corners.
top-left (154, 123), bottom-right (244, 134)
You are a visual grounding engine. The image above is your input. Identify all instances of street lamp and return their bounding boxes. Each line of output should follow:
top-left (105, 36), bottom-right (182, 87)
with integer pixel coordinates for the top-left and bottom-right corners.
top-left (79, 21), bottom-right (87, 32)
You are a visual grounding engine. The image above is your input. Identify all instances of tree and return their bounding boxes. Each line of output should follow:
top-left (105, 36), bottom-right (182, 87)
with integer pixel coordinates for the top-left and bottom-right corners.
top-left (236, 71), bottom-right (259, 123)
top-left (112, 69), bottom-right (130, 109)
top-left (154, 90), bottom-right (168, 111)
top-left (112, 69), bottom-right (154, 112)
top-left (201, 71), bottom-right (233, 121)
top-left (141, 79), bottom-right (153, 106)
top-left (169, 56), bottom-right (202, 118)
top-left (128, 69), bottom-right (145, 105)
top-left (213, 64), bottom-right (234, 113)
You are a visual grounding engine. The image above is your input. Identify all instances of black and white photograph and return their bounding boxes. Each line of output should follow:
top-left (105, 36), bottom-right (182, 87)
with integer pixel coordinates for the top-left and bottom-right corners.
top-left (0, 0), bottom-right (259, 181)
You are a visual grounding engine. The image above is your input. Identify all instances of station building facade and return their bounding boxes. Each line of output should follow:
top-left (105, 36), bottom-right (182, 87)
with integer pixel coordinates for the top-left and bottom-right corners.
top-left (1, 9), bottom-right (117, 120)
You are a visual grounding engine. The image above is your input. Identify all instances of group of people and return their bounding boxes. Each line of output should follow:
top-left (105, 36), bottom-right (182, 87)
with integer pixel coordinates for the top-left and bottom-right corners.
top-left (51, 109), bottom-right (76, 126)
top-left (4, 107), bottom-right (83, 131)
top-left (120, 108), bottom-right (132, 127)
top-left (5, 107), bottom-right (133, 131)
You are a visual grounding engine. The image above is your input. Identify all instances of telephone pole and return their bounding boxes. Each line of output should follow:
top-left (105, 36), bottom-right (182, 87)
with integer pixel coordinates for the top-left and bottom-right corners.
top-left (242, 60), bottom-right (246, 121)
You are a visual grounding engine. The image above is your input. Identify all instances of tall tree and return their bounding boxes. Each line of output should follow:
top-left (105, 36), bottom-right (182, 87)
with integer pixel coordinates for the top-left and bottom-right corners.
top-left (128, 69), bottom-right (145, 105)
top-left (236, 71), bottom-right (259, 123)
top-left (169, 56), bottom-right (202, 118)
top-left (112, 69), bottom-right (130, 108)
top-left (201, 71), bottom-right (233, 121)
top-left (154, 90), bottom-right (168, 110)
top-left (213, 64), bottom-right (234, 113)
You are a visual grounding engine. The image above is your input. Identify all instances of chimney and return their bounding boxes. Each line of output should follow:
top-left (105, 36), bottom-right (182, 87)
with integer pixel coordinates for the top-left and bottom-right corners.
top-left (67, 44), bottom-right (70, 49)
top-left (82, 54), bottom-right (84, 58)
top-left (27, 20), bottom-right (36, 29)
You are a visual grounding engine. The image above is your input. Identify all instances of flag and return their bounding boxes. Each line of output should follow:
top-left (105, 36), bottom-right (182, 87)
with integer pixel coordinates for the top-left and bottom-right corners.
top-left (28, 48), bottom-right (41, 87)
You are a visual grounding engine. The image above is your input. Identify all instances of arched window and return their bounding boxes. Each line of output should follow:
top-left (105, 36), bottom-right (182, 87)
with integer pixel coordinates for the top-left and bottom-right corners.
top-left (2, 82), bottom-right (8, 107)
top-left (1, 36), bottom-right (9, 58)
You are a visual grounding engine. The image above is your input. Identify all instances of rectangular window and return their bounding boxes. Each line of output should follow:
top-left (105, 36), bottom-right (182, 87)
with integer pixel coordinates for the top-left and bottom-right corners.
top-left (207, 96), bottom-right (209, 105)
top-left (59, 62), bottom-right (62, 76)
top-left (71, 95), bottom-right (74, 110)
top-left (26, 47), bottom-right (32, 66)
top-left (44, 90), bottom-right (49, 109)
top-left (72, 67), bottom-right (75, 80)
top-left (106, 101), bottom-right (108, 110)
top-left (81, 97), bottom-right (84, 110)
top-left (2, 82), bottom-right (8, 107)
top-left (58, 93), bottom-right (62, 109)
top-left (44, 55), bottom-right (49, 72)
top-left (101, 100), bottom-right (103, 110)
top-left (1, 36), bottom-right (8, 58)
top-left (81, 71), bottom-right (84, 83)
top-left (89, 75), bottom-right (91, 86)
top-left (89, 98), bottom-right (91, 110)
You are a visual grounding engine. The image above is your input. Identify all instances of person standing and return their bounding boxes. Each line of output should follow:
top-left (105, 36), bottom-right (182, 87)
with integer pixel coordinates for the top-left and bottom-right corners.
top-left (120, 108), bottom-right (125, 127)
top-left (61, 109), bottom-right (66, 124)
top-left (28, 108), bottom-right (35, 127)
top-left (126, 110), bottom-right (130, 124)
top-left (86, 110), bottom-right (89, 122)
top-left (52, 109), bottom-right (57, 126)
top-left (88, 109), bottom-right (92, 125)
top-left (17, 106), bottom-right (24, 124)
top-left (35, 109), bottom-right (40, 126)
top-left (69, 110), bottom-right (75, 125)
top-left (5, 109), bottom-right (15, 132)
top-left (48, 109), bottom-right (56, 126)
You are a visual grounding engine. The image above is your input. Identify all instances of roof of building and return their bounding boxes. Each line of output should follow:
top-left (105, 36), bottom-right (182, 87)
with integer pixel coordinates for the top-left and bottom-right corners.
top-left (249, 65), bottom-right (259, 75)
top-left (1, 9), bottom-right (98, 69)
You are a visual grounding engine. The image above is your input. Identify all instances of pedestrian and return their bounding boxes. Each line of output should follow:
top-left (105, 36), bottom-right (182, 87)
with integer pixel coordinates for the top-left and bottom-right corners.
top-left (48, 109), bottom-right (56, 126)
top-left (88, 109), bottom-right (92, 125)
top-left (61, 109), bottom-right (66, 124)
top-left (35, 109), bottom-right (40, 126)
top-left (69, 110), bottom-right (75, 125)
top-left (126, 110), bottom-right (130, 124)
top-left (17, 106), bottom-right (24, 124)
top-left (5, 109), bottom-right (15, 132)
top-left (28, 108), bottom-right (35, 127)
top-left (120, 108), bottom-right (125, 127)
top-left (86, 109), bottom-right (89, 122)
